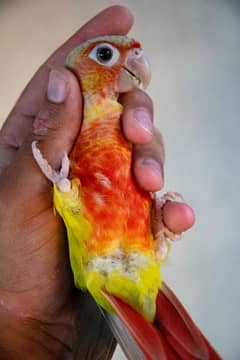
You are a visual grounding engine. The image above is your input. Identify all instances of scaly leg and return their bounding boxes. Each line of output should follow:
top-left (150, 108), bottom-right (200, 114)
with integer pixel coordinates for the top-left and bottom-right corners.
top-left (32, 141), bottom-right (71, 192)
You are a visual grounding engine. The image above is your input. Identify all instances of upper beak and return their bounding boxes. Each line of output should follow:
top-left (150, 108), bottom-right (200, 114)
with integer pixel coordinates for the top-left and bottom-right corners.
top-left (116, 48), bottom-right (151, 93)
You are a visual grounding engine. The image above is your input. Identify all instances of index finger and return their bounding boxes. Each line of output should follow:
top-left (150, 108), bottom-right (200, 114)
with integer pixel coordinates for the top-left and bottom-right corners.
top-left (1, 6), bottom-right (133, 158)
top-left (28, 5), bottom-right (134, 112)
top-left (49, 5), bottom-right (134, 66)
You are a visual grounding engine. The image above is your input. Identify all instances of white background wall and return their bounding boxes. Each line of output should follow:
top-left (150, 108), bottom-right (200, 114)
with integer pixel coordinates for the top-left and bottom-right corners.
top-left (1, 1), bottom-right (239, 358)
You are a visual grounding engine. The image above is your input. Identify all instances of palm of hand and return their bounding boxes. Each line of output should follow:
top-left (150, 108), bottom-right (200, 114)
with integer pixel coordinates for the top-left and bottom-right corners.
top-left (0, 176), bottom-right (73, 315)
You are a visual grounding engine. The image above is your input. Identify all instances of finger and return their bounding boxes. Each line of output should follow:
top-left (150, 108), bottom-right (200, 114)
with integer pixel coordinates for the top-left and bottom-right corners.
top-left (132, 129), bottom-right (165, 192)
top-left (26, 6), bottom-right (133, 113)
top-left (119, 90), bottom-right (164, 192)
top-left (162, 202), bottom-right (195, 234)
top-left (0, 67), bottom-right (82, 200)
top-left (0, 6), bottom-right (133, 169)
top-left (50, 5), bottom-right (134, 66)
top-left (120, 89), bottom-right (153, 144)
top-left (30, 68), bottom-right (82, 168)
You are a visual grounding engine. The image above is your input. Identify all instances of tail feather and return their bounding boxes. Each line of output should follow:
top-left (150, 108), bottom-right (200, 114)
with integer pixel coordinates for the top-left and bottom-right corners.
top-left (201, 336), bottom-right (222, 360)
top-left (157, 283), bottom-right (221, 359)
top-left (102, 285), bottom-right (221, 360)
top-left (102, 291), bottom-right (168, 360)
top-left (101, 310), bottom-right (145, 360)
top-left (155, 282), bottom-right (209, 359)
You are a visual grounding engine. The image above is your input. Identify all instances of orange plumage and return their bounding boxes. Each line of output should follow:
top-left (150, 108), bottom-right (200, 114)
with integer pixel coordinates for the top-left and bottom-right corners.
top-left (70, 113), bottom-right (152, 255)
top-left (32, 35), bottom-right (220, 359)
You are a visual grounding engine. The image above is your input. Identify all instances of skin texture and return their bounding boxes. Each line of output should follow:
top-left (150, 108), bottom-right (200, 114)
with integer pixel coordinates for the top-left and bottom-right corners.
top-left (0, 5), bottom-right (195, 358)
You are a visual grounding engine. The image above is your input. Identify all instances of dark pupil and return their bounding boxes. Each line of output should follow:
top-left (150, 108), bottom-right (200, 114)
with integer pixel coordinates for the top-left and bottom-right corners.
top-left (97, 47), bottom-right (113, 62)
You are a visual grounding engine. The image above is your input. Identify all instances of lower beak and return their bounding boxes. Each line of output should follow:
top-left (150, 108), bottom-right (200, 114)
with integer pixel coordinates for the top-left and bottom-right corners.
top-left (116, 48), bottom-right (151, 93)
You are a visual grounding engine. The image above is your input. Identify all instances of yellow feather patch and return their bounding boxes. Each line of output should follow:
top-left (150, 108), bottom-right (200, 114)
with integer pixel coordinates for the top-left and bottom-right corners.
top-left (86, 253), bottom-right (161, 322)
top-left (53, 179), bottom-right (92, 289)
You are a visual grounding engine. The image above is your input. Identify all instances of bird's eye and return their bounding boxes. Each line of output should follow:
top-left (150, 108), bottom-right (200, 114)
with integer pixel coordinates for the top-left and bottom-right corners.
top-left (88, 43), bottom-right (120, 67)
top-left (96, 46), bottom-right (113, 63)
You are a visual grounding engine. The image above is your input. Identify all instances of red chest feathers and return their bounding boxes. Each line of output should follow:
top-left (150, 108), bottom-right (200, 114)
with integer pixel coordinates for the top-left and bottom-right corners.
top-left (69, 121), bottom-right (153, 254)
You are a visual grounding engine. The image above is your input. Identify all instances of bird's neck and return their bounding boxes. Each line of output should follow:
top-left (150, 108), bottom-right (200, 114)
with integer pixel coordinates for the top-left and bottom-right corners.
top-left (82, 87), bottom-right (122, 129)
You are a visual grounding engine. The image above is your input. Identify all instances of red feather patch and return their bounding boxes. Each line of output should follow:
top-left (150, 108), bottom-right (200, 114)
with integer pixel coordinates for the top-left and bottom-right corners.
top-left (102, 285), bottom-right (221, 360)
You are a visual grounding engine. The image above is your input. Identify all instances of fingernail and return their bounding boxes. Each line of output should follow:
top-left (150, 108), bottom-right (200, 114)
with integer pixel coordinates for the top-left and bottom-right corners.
top-left (140, 158), bottom-right (162, 176)
top-left (47, 69), bottom-right (69, 103)
top-left (134, 109), bottom-right (153, 134)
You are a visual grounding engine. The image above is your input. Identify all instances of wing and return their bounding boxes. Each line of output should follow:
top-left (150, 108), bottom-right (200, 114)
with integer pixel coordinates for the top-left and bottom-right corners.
top-left (53, 180), bottom-right (92, 289)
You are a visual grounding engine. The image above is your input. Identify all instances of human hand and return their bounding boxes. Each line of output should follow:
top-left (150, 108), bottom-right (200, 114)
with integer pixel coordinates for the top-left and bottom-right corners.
top-left (0, 5), bottom-right (194, 358)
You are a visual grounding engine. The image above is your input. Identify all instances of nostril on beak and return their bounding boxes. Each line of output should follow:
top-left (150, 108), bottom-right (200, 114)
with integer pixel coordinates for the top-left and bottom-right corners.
top-left (134, 48), bottom-right (143, 58)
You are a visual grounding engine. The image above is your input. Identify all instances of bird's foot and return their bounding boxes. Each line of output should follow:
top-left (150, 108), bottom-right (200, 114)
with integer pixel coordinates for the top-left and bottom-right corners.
top-left (32, 141), bottom-right (71, 192)
top-left (152, 192), bottom-right (184, 260)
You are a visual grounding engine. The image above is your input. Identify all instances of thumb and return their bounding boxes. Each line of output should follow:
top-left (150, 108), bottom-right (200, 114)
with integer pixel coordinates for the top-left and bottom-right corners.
top-left (0, 68), bottom-right (82, 201)
top-left (32, 67), bottom-right (82, 169)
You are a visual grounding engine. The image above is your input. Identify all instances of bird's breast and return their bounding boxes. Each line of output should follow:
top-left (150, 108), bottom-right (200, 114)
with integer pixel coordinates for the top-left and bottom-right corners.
top-left (70, 113), bottom-right (153, 256)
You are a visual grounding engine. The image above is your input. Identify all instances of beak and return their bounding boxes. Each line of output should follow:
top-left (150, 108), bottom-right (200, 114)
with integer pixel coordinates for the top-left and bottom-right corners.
top-left (116, 48), bottom-right (151, 93)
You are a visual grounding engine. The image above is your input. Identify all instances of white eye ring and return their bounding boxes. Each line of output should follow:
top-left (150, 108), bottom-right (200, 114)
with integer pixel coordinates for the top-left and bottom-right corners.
top-left (88, 43), bottom-right (120, 67)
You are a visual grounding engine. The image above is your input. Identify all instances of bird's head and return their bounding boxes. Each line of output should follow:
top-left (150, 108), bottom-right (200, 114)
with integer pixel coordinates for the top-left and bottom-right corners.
top-left (66, 35), bottom-right (151, 95)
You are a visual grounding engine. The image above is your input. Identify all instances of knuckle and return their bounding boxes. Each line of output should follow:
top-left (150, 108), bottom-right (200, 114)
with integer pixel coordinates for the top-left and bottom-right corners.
top-left (33, 104), bottom-right (63, 138)
top-left (120, 89), bottom-right (153, 113)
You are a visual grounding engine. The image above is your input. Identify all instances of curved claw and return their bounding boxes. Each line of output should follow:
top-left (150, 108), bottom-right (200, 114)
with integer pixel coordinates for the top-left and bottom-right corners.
top-left (60, 152), bottom-right (71, 179)
top-left (32, 141), bottom-right (71, 192)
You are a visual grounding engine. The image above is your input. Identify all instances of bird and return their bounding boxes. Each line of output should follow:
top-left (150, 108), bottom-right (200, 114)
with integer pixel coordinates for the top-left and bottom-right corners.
top-left (32, 35), bottom-right (220, 359)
